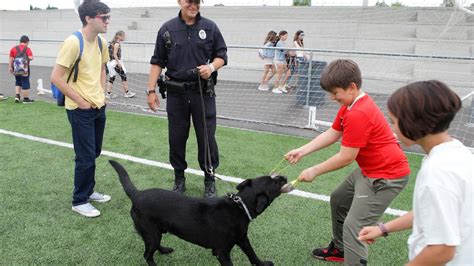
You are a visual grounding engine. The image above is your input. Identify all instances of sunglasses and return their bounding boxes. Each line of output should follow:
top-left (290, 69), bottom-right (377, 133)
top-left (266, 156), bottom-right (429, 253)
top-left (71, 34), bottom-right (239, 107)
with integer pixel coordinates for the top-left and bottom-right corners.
top-left (184, 0), bottom-right (201, 5)
top-left (95, 14), bottom-right (111, 23)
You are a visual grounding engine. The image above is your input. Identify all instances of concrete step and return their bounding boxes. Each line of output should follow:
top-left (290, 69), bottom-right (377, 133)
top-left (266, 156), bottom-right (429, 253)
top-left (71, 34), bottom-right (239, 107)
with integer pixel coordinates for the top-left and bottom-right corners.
top-left (417, 8), bottom-right (474, 25)
top-left (416, 25), bottom-right (473, 40)
top-left (415, 42), bottom-right (473, 57)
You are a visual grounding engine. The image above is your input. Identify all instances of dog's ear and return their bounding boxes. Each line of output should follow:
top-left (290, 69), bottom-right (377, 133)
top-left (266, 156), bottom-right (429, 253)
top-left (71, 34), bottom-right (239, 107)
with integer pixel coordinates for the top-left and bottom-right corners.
top-left (256, 193), bottom-right (269, 213)
top-left (236, 179), bottom-right (252, 191)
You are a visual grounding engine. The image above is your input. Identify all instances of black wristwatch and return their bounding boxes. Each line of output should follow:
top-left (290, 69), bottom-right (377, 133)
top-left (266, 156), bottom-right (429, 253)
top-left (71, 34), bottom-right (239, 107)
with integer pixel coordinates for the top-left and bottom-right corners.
top-left (146, 89), bottom-right (156, 95)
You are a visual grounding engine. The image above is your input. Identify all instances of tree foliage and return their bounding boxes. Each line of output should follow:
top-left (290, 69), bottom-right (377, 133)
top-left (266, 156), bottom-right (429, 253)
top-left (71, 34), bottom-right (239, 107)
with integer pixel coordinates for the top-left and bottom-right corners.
top-left (293, 0), bottom-right (311, 6)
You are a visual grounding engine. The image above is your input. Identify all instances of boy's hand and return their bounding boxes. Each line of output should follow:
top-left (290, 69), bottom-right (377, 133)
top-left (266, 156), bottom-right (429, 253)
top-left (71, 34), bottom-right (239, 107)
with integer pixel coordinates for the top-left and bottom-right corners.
top-left (285, 148), bottom-right (304, 164)
top-left (358, 226), bottom-right (382, 244)
top-left (298, 166), bottom-right (318, 182)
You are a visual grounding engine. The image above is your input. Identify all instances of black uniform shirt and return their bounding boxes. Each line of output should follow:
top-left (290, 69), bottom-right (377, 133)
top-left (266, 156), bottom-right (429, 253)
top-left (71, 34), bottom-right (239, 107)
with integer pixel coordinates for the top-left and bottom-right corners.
top-left (150, 11), bottom-right (228, 82)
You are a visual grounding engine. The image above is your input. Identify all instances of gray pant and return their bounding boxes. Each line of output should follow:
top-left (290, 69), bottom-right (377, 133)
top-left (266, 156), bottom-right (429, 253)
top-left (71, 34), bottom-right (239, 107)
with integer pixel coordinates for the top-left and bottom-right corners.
top-left (330, 168), bottom-right (408, 265)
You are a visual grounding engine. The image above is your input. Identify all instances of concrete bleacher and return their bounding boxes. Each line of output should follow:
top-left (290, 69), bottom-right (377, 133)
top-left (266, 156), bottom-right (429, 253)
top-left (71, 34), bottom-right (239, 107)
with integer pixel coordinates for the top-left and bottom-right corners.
top-left (0, 6), bottom-right (472, 96)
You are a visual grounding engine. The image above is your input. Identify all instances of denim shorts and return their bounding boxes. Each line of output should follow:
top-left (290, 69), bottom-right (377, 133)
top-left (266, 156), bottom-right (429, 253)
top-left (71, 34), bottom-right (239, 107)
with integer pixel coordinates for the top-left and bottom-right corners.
top-left (15, 75), bottom-right (30, 89)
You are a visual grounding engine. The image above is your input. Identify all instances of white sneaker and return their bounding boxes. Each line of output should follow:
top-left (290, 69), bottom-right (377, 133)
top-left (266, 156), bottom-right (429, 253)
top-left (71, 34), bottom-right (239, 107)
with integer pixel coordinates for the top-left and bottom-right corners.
top-left (280, 87), bottom-right (288, 93)
top-left (105, 92), bottom-right (117, 99)
top-left (88, 191), bottom-right (111, 203)
top-left (72, 203), bottom-right (101, 218)
top-left (124, 91), bottom-right (136, 98)
top-left (258, 85), bottom-right (269, 91)
top-left (272, 88), bottom-right (283, 94)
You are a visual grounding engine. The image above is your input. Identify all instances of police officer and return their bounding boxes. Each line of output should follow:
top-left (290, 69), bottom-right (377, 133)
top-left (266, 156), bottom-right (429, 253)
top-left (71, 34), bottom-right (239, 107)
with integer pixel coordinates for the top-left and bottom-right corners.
top-left (146, 0), bottom-right (227, 198)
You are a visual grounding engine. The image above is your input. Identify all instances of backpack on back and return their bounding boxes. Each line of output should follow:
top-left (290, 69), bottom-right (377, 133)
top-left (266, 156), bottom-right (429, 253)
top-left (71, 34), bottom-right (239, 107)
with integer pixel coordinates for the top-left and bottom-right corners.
top-left (57, 31), bottom-right (103, 106)
top-left (12, 46), bottom-right (29, 76)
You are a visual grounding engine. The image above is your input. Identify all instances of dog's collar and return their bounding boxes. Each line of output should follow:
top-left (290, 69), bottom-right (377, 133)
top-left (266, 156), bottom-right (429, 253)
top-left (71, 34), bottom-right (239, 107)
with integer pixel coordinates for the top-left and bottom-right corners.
top-left (226, 193), bottom-right (253, 221)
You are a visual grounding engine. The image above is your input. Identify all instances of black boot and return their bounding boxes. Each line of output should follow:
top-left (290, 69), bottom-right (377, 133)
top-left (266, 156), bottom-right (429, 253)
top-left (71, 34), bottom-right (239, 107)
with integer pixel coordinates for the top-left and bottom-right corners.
top-left (203, 175), bottom-right (216, 198)
top-left (172, 171), bottom-right (186, 194)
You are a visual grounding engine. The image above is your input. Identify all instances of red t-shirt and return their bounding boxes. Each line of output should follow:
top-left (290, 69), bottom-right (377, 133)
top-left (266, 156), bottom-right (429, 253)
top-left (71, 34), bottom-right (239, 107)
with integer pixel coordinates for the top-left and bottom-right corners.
top-left (9, 44), bottom-right (33, 59)
top-left (332, 94), bottom-right (410, 179)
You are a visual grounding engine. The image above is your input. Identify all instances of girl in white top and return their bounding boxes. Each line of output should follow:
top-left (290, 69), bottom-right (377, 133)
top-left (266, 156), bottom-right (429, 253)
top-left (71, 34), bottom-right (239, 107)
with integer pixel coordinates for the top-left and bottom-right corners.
top-left (358, 80), bottom-right (473, 265)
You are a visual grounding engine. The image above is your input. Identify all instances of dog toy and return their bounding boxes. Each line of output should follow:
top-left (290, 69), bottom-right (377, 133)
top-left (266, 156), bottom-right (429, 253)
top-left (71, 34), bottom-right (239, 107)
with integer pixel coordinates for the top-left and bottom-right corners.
top-left (281, 179), bottom-right (299, 193)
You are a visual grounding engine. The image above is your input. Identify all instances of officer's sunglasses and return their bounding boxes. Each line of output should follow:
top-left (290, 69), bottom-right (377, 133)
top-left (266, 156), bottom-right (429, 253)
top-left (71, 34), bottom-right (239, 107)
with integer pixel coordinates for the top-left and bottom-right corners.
top-left (184, 0), bottom-right (201, 5)
top-left (95, 14), bottom-right (111, 23)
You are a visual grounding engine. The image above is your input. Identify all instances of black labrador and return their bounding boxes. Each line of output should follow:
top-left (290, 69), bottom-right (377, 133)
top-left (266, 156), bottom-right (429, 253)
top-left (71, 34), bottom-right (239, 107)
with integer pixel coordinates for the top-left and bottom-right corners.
top-left (109, 160), bottom-right (287, 266)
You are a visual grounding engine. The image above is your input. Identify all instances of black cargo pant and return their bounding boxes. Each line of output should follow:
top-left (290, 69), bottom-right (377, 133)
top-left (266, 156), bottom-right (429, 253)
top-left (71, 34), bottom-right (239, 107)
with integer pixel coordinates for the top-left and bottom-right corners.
top-left (166, 85), bottom-right (219, 181)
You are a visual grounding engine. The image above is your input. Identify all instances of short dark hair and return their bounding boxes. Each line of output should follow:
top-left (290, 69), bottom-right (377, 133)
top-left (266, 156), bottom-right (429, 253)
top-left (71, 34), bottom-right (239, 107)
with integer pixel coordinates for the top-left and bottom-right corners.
top-left (78, 0), bottom-right (110, 26)
top-left (20, 35), bottom-right (29, 43)
top-left (320, 59), bottom-right (362, 92)
top-left (387, 80), bottom-right (461, 141)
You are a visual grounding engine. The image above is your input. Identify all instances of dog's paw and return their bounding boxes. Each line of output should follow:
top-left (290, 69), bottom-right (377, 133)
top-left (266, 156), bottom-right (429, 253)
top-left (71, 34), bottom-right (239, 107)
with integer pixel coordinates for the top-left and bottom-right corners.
top-left (261, 261), bottom-right (274, 266)
top-left (158, 246), bottom-right (174, 254)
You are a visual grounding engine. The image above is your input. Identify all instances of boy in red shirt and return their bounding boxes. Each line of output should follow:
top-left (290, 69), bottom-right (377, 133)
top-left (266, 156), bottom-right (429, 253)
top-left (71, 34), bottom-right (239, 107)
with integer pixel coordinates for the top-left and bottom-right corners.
top-left (8, 35), bottom-right (34, 103)
top-left (285, 59), bottom-right (410, 265)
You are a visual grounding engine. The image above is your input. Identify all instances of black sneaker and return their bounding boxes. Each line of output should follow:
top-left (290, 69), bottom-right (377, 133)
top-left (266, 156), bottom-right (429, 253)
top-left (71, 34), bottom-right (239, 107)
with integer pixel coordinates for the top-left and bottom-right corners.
top-left (22, 98), bottom-right (34, 104)
top-left (204, 181), bottom-right (216, 198)
top-left (312, 241), bottom-right (344, 262)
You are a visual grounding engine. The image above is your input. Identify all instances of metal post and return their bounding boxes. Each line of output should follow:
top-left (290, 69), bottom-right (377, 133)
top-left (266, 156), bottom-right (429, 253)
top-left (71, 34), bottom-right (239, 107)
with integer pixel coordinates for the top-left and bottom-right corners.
top-left (306, 51), bottom-right (313, 107)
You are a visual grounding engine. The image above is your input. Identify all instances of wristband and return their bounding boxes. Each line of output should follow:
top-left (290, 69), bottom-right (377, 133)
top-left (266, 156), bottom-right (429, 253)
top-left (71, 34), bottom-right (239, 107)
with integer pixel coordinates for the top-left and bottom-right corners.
top-left (209, 63), bottom-right (215, 73)
top-left (377, 222), bottom-right (389, 237)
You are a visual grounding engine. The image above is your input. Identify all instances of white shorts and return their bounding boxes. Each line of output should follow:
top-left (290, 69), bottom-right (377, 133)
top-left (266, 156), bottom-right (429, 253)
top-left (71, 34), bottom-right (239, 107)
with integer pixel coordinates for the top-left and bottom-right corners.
top-left (263, 57), bottom-right (274, 65)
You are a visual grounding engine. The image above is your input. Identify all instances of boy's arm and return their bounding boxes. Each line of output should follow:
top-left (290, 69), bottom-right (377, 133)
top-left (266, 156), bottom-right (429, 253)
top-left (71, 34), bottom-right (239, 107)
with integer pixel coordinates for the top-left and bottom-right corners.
top-left (286, 128), bottom-right (341, 164)
top-left (8, 56), bottom-right (13, 74)
top-left (359, 211), bottom-right (413, 243)
top-left (101, 64), bottom-right (106, 91)
top-left (50, 64), bottom-right (91, 109)
top-left (299, 144), bottom-right (359, 181)
top-left (302, 128), bottom-right (341, 155)
top-left (407, 245), bottom-right (456, 266)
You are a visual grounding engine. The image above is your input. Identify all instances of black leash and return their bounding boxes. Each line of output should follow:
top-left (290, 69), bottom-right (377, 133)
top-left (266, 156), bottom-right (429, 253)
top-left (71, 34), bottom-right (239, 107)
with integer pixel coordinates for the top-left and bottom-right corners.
top-left (194, 68), bottom-right (215, 178)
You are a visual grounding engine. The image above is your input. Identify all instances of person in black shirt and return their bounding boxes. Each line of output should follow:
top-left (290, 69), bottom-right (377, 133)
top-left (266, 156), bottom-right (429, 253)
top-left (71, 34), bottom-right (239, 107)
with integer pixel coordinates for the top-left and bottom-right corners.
top-left (146, 0), bottom-right (227, 198)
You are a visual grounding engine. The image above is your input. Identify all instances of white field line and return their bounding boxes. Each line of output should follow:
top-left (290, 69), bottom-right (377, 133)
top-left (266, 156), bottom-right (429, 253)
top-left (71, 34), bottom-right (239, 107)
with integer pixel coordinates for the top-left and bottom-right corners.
top-left (0, 128), bottom-right (408, 217)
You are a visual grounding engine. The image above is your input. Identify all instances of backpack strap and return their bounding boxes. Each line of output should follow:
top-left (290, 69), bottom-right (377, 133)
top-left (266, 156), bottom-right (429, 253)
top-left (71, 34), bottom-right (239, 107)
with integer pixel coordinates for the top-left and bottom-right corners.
top-left (66, 31), bottom-right (103, 83)
top-left (67, 31), bottom-right (84, 83)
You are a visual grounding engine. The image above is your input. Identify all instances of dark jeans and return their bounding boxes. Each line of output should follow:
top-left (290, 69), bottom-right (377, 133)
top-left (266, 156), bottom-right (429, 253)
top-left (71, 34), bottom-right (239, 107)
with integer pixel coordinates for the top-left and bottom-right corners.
top-left (66, 106), bottom-right (106, 206)
top-left (166, 89), bottom-right (219, 180)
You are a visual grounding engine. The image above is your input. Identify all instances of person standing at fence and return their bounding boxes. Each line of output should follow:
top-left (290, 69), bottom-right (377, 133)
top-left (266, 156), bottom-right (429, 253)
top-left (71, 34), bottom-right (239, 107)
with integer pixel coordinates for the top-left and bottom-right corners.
top-left (105, 30), bottom-right (135, 99)
top-left (291, 30), bottom-right (307, 85)
top-left (146, 0), bottom-right (227, 198)
top-left (50, 0), bottom-right (111, 218)
top-left (272, 30), bottom-right (290, 94)
top-left (359, 80), bottom-right (473, 265)
top-left (8, 35), bottom-right (34, 103)
top-left (257, 30), bottom-right (277, 91)
top-left (285, 59), bottom-right (410, 265)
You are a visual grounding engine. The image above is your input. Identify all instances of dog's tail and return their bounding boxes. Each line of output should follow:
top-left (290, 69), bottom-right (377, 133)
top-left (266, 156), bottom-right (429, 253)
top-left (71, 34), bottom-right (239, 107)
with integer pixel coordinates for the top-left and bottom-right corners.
top-left (109, 160), bottom-right (138, 199)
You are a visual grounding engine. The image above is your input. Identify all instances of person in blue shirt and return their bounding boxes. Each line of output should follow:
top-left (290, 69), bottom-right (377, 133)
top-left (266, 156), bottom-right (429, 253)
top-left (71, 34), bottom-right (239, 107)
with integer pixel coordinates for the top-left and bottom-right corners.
top-left (257, 30), bottom-right (277, 91)
top-left (146, 0), bottom-right (227, 198)
top-left (272, 30), bottom-right (290, 94)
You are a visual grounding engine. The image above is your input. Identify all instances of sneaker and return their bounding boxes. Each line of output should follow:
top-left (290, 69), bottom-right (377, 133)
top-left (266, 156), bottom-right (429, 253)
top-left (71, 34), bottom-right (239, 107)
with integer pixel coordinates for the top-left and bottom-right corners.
top-left (280, 86), bottom-right (288, 93)
top-left (15, 95), bottom-right (20, 103)
top-left (0, 94), bottom-right (7, 101)
top-left (105, 92), bottom-right (117, 99)
top-left (22, 98), bottom-right (34, 104)
top-left (312, 241), bottom-right (344, 262)
top-left (124, 91), bottom-right (136, 98)
top-left (258, 85), bottom-right (269, 91)
top-left (72, 203), bottom-right (101, 218)
top-left (272, 88), bottom-right (283, 94)
top-left (88, 191), bottom-right (111, 203)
